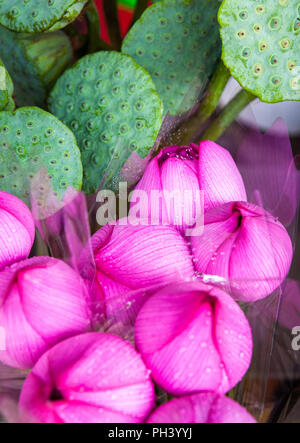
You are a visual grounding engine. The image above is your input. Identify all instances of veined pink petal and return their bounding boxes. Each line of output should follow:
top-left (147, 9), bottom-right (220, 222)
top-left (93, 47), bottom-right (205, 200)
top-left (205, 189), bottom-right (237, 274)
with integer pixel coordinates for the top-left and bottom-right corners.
top-left (0, 283), bottom-right (46, 369)
top-left (0, 191), bottom-right (35, 270)
top-left (135, 282), bottom-right (252, 395)
top-left (0, 257), bottom-right (91, 369)
top-left (19, 261), bottom-right (91, 339)
top-left (191, 210), bottom-right (240, 274)
top-left (147, 393), bottom-right (256, 423)
top-left (198, 141), bottom-right (247, 212)
top-left (192, 202), bottom-right (293, 302)
top-left (18, 372), bottom-right (61, 423)
top-left (228, 214), bottom-right (293, 301)
top-left (96, 270), bottom-right (148, 328)
top-left (53, 402), bottom-right (139, 424)
top-left (94, 223), bottom-right (194, 289)
top-left (19, 333), bottom-right (155, 423)
top-left (160, 157), bottom-right (202, 233)
top-left (130, 155), bottom-right (165, 225)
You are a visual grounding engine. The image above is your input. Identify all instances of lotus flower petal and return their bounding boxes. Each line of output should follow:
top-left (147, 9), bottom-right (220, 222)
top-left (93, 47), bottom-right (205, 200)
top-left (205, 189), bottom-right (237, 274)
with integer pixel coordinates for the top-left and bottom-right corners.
top-left (130, 142), bottom-right (246, 233)
top-left (0, 257), bottom-right (91, 369)
top-left (19, 333), bottom-right (155, 423)
top-left (96, 270), bottom-right (147, 329)
top-left (91, 221), bottom-right (195, 330)
top-left (160, 157), bottom-right (203, 232)
top-left (191, 202), bottom-right (293, 302)
top-left (147, 393), bottom-right (256, 423)
top-left (199, 141), bottom-right (247, 211)
top-left (135, 282), bottom-right (252, 395)
top-left (0, 191), bottom-right (35, 270)
top-left (131, 155), bottom-right (165, 224)
top-left (96, 222), bottom-right (194, 288)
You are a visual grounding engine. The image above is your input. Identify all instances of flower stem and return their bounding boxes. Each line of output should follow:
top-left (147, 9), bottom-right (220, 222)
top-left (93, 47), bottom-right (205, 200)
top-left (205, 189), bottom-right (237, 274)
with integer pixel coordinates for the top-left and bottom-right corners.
top-left (85, 0), bottom-right (101, 53)
top-left (179, 62), bottom-right (231, 144)
top-left (103, 0), bottom-right (122, 51)
top-left (130, 0), bottom-right (148, 28)
top-left (200, 89), bottom-right (256, 142)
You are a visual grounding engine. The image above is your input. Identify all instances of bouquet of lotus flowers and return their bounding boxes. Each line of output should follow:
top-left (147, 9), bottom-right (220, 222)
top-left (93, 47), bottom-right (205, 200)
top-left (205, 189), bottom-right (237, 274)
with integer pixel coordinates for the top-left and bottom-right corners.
top-left (0, 0), bottom-right (299, 426)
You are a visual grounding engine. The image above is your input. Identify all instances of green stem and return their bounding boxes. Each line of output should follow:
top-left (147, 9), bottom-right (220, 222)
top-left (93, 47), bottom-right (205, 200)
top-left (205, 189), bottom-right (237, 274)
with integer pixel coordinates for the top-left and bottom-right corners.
top-left (179, 62), bottom-right (231, 144)
top-left (200, 89), bottom-right (256, 142)
top-left (130, 0), bottom-right (148, 28)
top-left (85, 0), bottom-right (101, 53)
top-left (103, 0), bottom-right (122, 51)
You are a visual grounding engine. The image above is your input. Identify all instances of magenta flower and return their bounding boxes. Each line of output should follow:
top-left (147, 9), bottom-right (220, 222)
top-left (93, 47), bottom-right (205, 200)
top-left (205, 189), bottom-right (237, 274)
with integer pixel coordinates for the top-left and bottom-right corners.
top-left (0, 257), bottom-right (91, 369)
top-left (147, 393), bottom-right (256, 423)
top-left (91, 221), bottom-right (195, 325)
top-left (0, 191), bottom-right (35, 271)
top-left (19, 333), bottom-right (155, 423)
top-left (191, 201), bottom-right (293, 302)
top-left (135, 282), bottom-right (252, 396)
top-left (130, 141), bottom-right (246, 233)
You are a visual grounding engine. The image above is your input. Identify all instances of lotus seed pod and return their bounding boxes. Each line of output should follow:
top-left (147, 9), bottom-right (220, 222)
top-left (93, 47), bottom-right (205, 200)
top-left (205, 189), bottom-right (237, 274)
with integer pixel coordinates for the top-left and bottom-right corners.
top-left (0, 107), bottom-right (83, 204)
top-left (0, 0), bottom-right (89, 34)
top-left (0, 26), bottom-right (73, 107)
top-left (122, 0), bottom-right (222, 115)
top-left (219, 0), bottom-right (300, 102)
top-left (49, 51), bottom-right (163, 194)
top-left (0, 57), bottom-right (14, 111)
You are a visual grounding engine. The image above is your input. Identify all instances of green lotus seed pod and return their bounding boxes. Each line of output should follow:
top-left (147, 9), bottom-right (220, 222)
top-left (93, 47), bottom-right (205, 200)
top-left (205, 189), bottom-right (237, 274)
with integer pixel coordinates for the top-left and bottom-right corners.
top-left (0, 57), bottom-right (14, 111)
top-left (0, 0), bottom-right (88, 34)
top-left (49, 51), bottom-right (163, 194)
top-left (0, 25), bottom-right (73, 107)
top-left (122, 0), bottom-right (222, 116)
top-left (0, 107), bottom-right (82, 204)
top-left (219, 0), bottom-right (300, 102)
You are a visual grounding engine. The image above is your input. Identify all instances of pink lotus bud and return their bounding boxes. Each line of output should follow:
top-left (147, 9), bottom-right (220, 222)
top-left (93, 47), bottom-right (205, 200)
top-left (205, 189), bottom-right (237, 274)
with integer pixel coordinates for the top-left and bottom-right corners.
top-left (19, 333), bottom-right (155, 423)
top-left (0, 191), bottom-right (35, 271)
top-left (147, 393), bottom-right (256, 423)
top-left (130, 141), bottom-right (246, 233)
top-left (0, 257), bottom-right (91, 369)
top-left (191, 201), bottom-right (293, 302)
top-left (135, 282), bottom-right (252, 396)
top-left (92, 221), bottom-right (195, 324)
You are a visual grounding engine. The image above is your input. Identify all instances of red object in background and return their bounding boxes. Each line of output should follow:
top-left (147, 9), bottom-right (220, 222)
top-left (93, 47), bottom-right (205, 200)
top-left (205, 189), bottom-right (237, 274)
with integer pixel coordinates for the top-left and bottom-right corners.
top-left (95, 1), bottom-right (152, 44)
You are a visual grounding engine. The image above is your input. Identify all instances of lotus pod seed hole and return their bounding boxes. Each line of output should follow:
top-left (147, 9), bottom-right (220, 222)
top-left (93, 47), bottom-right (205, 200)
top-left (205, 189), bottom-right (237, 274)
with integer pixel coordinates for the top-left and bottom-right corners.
top-left (253, 24), bottom-right (262, 33)
top-left (237, 30), bottom-right (246, 38)
top-left (239, 11), bottom-right (248, 20)
top-left (270, 55), bottom-right (280, 65)
top-left (254, 64), bottom-right (263, 75)
top-left (280, 38), bottom-right (291, 49)
top-left (175, 14), bottom-right (183, 24)
top-left (294, 18), bottom-right (300, 33)
top-left (290, 77), bottom-right (299, 89)
top-left (288, 60), bottom-right (297, 71)
top-left (242, 48), bottom-right (251, 58)
top-left (259, 41), bottom-right (268, 51)
top-left (271, 76), bottom-right (282, 86)
top-left (269, 17), bottom-right (281, 30)
top-left (256, 5), bottom-right (265, 14)
top-left (145, 33), bottom-right (154, 42)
